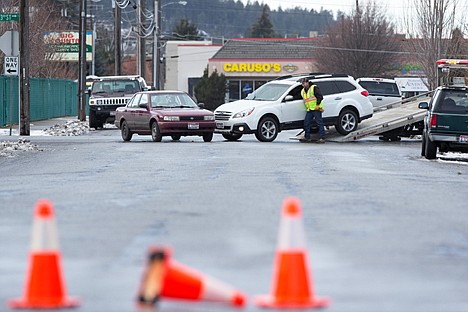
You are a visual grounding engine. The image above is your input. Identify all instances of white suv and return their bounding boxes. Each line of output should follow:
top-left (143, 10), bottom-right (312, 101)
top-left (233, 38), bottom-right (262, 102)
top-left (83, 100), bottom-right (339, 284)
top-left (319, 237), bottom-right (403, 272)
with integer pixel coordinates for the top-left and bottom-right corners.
top-left (214, 74), bottom-right (374, 142)
top-left (356, 77), bottom-right (403, 108)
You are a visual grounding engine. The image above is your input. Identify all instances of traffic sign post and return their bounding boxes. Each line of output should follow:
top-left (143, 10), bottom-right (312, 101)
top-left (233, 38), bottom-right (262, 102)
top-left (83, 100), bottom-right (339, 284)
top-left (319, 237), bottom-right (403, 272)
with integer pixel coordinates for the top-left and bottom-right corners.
top-left (0, 30), bottom-right (19, 56)
top-left (4, 56), bottom-right (19, 76)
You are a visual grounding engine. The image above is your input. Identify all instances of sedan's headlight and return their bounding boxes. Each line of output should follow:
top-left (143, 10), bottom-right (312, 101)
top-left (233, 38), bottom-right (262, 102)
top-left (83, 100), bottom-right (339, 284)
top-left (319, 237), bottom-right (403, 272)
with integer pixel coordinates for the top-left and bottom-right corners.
top-left (204, 115), bottom-right (215, 121)
top-left (163, 116), bottom-right (179, 121)
top-left (232, 108), bottom-right (254, 118)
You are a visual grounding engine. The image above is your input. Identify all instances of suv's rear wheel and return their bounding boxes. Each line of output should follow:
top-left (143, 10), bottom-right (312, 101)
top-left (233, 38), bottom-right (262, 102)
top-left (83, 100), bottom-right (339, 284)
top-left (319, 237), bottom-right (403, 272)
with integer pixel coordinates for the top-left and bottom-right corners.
top-left (121, 120), bottom-right (133, 141)
top-left (424, 133), bottom-right (437, 159)
top-left (421, 132), bottom-right (426, 157)
top-left (151, 121), bottom-right (162, 142)
top-left (336, 109), bottom-right (358, 135)
top-left (255, 116), bottom-right (279, 142)
top-left (222, 133), bottom-right (243, 141)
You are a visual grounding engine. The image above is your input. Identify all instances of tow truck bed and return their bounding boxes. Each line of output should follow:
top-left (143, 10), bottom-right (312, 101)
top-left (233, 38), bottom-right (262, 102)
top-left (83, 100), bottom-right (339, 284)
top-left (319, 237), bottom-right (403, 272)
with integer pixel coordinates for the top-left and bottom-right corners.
top-left (290, 94), bottom-right (431, 142)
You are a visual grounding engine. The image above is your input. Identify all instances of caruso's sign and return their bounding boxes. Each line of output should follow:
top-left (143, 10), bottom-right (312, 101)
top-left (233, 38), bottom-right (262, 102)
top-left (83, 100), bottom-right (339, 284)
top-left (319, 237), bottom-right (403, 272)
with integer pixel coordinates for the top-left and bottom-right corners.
top-left (223, 62), bottom-right (281, 73)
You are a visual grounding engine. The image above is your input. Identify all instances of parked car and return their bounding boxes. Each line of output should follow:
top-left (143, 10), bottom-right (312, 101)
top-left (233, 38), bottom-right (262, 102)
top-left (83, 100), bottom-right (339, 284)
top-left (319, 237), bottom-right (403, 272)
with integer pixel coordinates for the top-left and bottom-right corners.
top-left (114, 91), bottom-right (215, 142)
top-left (356, 77), bottom-right (403, 108)
top-left (419, 86), bottom-right (468, 159)
top-left (214, 74), bottom-right (374, 142)
top-left (88, 75), bottom-right (150, 129)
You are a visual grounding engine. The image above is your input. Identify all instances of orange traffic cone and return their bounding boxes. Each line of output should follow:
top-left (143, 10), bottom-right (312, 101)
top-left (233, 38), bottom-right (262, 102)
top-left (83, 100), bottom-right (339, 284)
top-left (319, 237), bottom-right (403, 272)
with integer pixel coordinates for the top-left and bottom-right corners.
top-left (255, 197), bottom-right (330, 308)
top-left (8, 199), bottom-right (80, 309)
top-left (137, 246), bottom-right (246, 308)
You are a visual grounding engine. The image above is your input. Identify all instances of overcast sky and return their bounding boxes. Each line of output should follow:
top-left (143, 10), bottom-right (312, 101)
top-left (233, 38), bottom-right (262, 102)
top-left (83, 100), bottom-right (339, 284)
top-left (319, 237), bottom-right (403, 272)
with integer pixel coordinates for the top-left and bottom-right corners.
top-left (242, 0), bottom-right (467, 32)
top-left (246, 0), bottom-right (405, 17)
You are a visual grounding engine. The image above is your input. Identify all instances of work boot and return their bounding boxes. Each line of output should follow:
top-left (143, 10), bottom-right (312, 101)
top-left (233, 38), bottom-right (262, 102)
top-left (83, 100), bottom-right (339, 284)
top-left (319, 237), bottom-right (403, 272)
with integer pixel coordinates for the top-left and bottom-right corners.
top-left (300, 138), bottom-right (312, 143)
top-left (316, 138), bottom-right (325, 144)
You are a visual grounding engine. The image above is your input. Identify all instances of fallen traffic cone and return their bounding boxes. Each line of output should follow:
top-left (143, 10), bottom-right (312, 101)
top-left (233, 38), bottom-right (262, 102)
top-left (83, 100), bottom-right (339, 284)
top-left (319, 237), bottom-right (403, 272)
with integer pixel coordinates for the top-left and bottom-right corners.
top-left (137, 246), bottom-right (246, 308)
top-left (255, 197), bottom-right (330, 308)
top-left (8, 199), bottom-right (80, 309)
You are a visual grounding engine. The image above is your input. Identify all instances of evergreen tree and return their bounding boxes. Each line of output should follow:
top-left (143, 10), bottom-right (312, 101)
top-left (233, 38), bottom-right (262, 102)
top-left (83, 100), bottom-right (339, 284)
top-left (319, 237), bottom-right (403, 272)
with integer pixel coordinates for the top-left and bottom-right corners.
top-left (172, 18), bottom-right (200, 41)
top-left (194, 68), bottom-right (227, 111)
top-left (246, 4), bottom-right (279, 38)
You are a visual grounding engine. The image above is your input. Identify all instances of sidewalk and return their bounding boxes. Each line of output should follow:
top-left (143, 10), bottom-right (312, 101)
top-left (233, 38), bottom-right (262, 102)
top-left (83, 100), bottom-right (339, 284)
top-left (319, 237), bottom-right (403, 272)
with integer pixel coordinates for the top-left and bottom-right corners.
top-left (0, 116), bottom-right (81, 136)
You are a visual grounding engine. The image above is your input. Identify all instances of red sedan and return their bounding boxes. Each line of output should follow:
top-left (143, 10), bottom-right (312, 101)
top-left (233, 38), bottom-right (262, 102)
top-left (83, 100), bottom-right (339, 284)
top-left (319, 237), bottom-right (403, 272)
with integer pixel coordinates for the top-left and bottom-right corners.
top-left (114, 91), bottom-right (216, 142)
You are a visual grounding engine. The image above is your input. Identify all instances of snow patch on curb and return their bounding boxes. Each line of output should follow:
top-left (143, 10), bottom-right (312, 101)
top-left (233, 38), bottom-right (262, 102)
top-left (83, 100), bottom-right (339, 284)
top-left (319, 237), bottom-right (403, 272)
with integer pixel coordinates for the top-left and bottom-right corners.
top-left (1, 120), bottom-right (89, 157)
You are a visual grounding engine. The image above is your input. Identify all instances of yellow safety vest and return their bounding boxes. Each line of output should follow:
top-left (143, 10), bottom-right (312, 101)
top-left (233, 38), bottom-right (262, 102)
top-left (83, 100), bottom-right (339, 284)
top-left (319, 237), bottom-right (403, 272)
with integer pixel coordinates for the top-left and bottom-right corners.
top-left (301, 85), bottom-right (323, 112)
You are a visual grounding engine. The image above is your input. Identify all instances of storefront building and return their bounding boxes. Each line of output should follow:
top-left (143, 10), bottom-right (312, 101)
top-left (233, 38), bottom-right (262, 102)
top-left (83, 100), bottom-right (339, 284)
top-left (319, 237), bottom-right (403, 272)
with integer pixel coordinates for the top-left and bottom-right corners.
top-left (208, 38), bottom-right (318, 101)
top-left (164, 41), bottom-right (222, 94)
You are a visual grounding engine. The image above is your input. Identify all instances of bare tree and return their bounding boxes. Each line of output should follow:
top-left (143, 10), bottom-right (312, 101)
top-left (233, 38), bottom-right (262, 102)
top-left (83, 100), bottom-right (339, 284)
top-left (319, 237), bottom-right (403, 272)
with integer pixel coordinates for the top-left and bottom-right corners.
top-left (404, 0), bottom-right (466, 89)
top-left (0, 0), bottom-right (78, 79)
top-left (314, 2), bottom-right (400, 78)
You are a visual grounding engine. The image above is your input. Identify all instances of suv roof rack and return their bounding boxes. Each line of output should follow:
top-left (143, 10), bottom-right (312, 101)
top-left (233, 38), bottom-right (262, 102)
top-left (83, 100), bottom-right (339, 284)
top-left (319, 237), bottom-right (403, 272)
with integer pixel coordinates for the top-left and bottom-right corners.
top-left (96, 75), bottom-right (143, 81)
top-left (296, 73), bottom-right (350, 82)
top-left (274, 73), bottom-right (350, 81)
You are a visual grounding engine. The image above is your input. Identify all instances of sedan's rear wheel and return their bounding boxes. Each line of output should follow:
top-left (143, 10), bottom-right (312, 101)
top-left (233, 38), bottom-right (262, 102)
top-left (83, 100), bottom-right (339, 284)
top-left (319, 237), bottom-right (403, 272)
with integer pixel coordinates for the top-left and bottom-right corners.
top-left (151, 121), bottom-right (162, 142)
top-left (336, 109), bottom-right (358, 135)
top-left (171, 135), bottom-right (181, 141)
top-left (121, 120), bottom-right (133, 141)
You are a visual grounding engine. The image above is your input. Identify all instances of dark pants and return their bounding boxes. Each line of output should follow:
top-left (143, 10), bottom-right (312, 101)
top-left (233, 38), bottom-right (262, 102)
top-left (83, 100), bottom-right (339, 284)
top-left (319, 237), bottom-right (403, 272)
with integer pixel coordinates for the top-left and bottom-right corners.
top-left (304, 110), bottom-right (325, 139)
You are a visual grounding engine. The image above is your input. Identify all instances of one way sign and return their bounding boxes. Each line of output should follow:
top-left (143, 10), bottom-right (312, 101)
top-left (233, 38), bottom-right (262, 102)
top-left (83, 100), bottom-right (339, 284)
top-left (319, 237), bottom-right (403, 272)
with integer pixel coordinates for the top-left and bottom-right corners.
top-left (4, 56), bottom-right (18, 76)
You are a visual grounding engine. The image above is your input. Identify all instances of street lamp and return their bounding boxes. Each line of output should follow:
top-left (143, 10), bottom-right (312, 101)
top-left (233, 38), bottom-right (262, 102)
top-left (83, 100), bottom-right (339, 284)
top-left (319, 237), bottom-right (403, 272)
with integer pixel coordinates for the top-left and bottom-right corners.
top-left (153, 1), bottom-right (187, 89)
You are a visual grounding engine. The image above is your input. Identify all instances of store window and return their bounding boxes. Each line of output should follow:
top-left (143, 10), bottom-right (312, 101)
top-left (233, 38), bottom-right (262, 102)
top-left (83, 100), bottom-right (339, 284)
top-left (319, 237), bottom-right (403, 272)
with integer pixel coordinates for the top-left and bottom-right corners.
top-left (227, 79), bottom-right (270, 101)
top-left (241, 80), bottom-right (254, 98)
top-left (228, 80), bottom-right (240, 102)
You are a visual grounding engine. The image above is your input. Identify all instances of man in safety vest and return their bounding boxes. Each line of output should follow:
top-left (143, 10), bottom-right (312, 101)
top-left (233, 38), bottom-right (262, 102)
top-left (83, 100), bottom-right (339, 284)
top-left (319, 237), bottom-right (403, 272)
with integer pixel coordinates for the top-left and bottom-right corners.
top-left (300, 78), bottom-right (325, 143)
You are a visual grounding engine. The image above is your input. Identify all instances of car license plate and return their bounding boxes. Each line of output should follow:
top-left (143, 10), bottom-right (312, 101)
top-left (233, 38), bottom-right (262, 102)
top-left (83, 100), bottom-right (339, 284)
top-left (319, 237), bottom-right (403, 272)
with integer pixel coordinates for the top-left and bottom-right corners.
top-left (188, 123), bottom-right (199, 130)
top-left (459, 135), bottom-right (468, 143)
top-left (216, 122), bottom-right (224, 129)
top-left (110, 111), bottom-right (116, 116)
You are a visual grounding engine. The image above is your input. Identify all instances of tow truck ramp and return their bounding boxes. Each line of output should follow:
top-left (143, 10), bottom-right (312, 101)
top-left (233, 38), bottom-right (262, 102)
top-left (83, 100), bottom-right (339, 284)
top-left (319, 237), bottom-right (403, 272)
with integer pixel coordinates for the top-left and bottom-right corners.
top-left (290, 93), bottom-right (432, 142)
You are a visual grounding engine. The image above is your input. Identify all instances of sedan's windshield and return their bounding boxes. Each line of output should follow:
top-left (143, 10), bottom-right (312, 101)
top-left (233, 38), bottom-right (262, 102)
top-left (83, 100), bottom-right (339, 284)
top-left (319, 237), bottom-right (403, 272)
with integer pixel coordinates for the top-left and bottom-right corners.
top-left (150, 93), bottom-right (198, 108)
top-left (245, 83), bottom-right (290, 101)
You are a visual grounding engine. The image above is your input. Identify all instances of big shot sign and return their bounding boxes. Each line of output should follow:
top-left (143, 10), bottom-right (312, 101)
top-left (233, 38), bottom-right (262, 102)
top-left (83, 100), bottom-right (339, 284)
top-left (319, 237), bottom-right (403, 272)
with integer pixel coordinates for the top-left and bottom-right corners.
top-left (44, 31), bottom-right (93, 62)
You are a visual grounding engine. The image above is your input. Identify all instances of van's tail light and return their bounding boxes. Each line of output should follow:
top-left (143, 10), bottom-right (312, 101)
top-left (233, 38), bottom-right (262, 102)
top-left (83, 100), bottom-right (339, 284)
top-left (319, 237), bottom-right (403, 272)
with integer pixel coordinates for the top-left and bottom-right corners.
top-left (430, 114), bottom-right (437, 128)
top-left (361, 90), bottom-right (369, 97)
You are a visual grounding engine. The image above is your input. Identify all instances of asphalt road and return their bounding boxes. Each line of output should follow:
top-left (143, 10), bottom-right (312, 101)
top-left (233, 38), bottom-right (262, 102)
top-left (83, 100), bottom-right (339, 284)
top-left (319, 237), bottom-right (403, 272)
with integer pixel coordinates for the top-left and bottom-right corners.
top-left (1, 123), bottom-right (467, 312)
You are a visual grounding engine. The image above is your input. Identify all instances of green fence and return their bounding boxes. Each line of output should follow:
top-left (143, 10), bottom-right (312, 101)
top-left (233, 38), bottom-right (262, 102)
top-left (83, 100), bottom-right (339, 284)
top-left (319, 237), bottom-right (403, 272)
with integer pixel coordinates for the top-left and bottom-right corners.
top-left (0, 76), bottom-right (80, 127)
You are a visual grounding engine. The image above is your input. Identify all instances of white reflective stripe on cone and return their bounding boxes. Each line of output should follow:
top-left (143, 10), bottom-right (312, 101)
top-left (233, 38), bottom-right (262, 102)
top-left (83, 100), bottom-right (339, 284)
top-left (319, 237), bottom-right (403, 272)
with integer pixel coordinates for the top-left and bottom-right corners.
top-left (30, 219), bottom-right (60, 251)
top-left (201, 275), bottom-right (238, 302)
top-left (277, 216), bottom-right (307, 250)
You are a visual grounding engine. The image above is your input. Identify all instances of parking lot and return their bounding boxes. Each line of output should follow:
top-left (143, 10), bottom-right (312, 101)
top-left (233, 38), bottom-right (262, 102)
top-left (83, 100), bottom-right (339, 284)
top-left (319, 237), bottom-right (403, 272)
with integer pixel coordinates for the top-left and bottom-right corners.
top-left (0, 120), bottom-right (467, 312)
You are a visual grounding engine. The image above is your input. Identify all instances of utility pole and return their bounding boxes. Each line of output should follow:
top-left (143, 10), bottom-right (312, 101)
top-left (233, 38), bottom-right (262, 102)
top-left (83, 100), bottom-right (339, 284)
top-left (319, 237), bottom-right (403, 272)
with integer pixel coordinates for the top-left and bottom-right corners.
top-left (156, 0), bottom-right (161, 89)
top-left (138, 0), bottom-right (146, 79)
top-left (114, 0), bottom-right (121, 75)
top-left (152, 0), bottom-right (158, 89)
top-left (78, 0), bottom-right (87, 121)
top-left (19, 0), bottom-right (30, 135)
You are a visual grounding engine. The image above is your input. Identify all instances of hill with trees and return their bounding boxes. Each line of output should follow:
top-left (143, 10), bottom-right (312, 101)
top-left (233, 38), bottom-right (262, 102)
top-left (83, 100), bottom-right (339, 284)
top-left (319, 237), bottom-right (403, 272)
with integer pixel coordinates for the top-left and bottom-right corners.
top-left (83, 0), bottom-right (336, 39)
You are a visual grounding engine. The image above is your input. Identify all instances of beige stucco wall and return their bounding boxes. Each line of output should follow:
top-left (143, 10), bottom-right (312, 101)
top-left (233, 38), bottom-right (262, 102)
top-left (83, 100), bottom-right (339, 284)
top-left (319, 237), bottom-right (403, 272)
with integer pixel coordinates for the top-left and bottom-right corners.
top-left (165, 41), bottom-right (222, 92)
